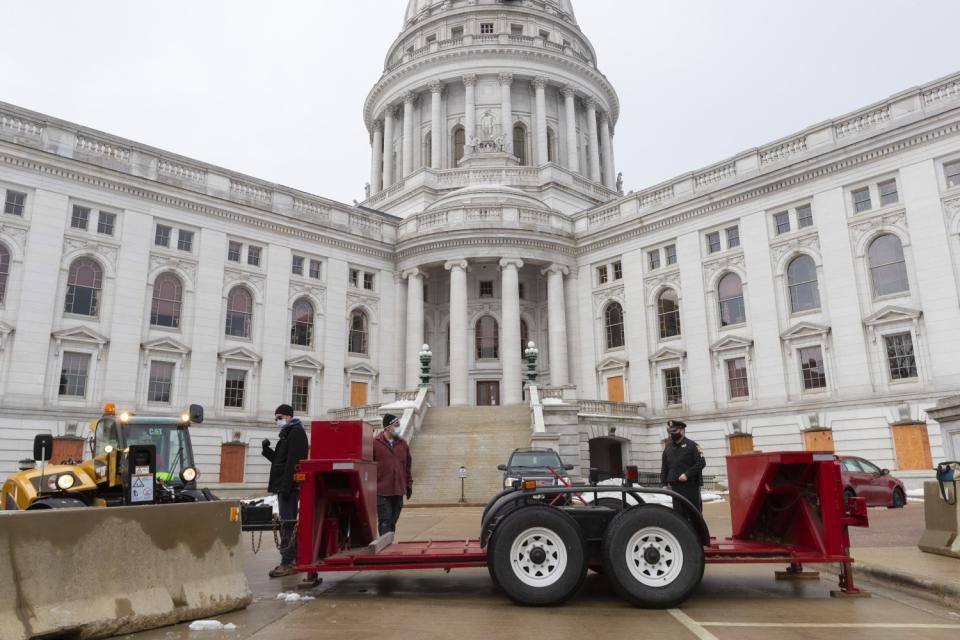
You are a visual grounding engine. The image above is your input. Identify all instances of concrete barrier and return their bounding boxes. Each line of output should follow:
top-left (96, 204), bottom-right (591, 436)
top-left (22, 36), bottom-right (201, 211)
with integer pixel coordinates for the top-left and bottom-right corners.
top-left (0, 500), bottom-right (252, 640)
top-left (919, 480), bottom-right (960, 559)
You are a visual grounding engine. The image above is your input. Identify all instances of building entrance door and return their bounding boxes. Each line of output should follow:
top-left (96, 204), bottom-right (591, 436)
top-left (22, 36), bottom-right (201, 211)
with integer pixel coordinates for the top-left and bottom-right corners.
top-left (477, 381), bottom-right (500, 406)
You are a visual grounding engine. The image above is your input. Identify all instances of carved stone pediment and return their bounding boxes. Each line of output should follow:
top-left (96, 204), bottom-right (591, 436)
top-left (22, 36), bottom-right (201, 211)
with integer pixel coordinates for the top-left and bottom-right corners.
top-left (781, 321), bottom-right (831, 341)
top-left (345, 362), bottom-right (379, 377)
top-left (218, 346), bottom-right (261, 363)
top-left (596, 356), bottom-right (628, 372)
top-left (52, 325), bottom-right (109, 345)
top-left (709, 335), bottom-right (754, 353)
top-left (862, 305), bottom-right (922, 327)
top-left (286, 354), bottom-right (324, 371)
top-left (141, 337), bottom-right (191, 355)
top-left (649, 346), bottom-right (686, 363)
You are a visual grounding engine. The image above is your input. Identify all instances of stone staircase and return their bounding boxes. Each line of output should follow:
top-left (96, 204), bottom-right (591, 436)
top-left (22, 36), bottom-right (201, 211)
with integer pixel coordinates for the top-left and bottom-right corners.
top-left (409, 405), bottom-right (532, 505)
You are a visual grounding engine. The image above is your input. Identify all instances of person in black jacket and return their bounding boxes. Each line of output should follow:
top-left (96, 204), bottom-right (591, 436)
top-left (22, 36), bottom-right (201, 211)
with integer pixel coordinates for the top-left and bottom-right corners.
top-left (660, 419), bottom-right (706, 513)
top-left (261, 404), bottom-right (309, 577)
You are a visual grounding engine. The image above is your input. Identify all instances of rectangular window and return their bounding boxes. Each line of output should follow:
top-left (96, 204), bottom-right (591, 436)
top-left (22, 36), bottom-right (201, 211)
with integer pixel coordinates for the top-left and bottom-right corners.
top-left (538, 29), bottom-right (551, 39)
top-left (479, 280), bottom-right (494, 298)
top-left (349, 269), bottom-right (360, 287)
top-left (726, 226), bottom-right (741, 249)
top-left (597, 265), bottom-right (608, 284)
top-left (309, 260), bottom-right (322, 280)
top-left (852, 187), bottom-right (872, 213)
top-left (176, 229), bottom-right (194, 252)
top-left (799, 346), bottom-right (827, 390)
top-left (224, 369), bottom-right (247, 408)
top-left (878, 179), bottom-right (899, 206)
top-left (885, 332), bottom-right (918, 380)
top-left (613, 261), bottom-right (623, 280)
top-left (292, 255), bottom-right (304, 275)
top-left (451, 26), bottom-right (464, 39)
top-left (664, 244), bottom-right (677, 265)
top-left (292, 375), bottom-right (310, 414)
top-left (58, 352), bottom-right (91, 398)
top-left (946, 160), bottom-right (960, 189)
top-left (663, 368), bottom-right (683, 406)
top-left (480, 22), bottom-right (494, 34)
top-left (648, 250), bottom-right (661, 270)
top-left (511, 24), bottom-right (524, 36)
top-left (797, 204), bottom-right (814, 229)
top-left (706, 231), bottom-right (721, 254)
top-left (227, 241), bottom-right (242, 262)
top-left (726, 357), bottom-right (750, 398)
top-left (71, 205), bottom-right (91, 230)
top-left (96, 212), bottom-right (116, 236)
top-left (774, 211), bottom-right (791, 235)
top-left (148, 361), bottom-right (175, 404)
top-left (247, 245), bottom-right (262, 267)
top-left (4, 190), bottom-right (26, 216)
top-left (425, 33), bottom-right (437, 43)
top-left (155, 224), bottom-right (172, 248)
top-left (363, 272), bottom-right (374, 290)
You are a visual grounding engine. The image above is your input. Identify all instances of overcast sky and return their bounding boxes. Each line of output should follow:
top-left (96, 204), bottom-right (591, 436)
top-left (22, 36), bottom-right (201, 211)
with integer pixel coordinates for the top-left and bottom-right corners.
top-left (2, 1), bottom-right (958, 206)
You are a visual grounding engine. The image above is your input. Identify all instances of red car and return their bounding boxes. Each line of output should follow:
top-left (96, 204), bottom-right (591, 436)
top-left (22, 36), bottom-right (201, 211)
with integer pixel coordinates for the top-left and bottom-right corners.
top-left (839, 456), bottom-right (906, 508)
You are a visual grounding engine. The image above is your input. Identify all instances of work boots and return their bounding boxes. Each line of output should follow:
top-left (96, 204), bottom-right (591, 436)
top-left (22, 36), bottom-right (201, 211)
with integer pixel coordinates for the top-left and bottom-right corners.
top-left (269, 564), bottom-right (298, 578)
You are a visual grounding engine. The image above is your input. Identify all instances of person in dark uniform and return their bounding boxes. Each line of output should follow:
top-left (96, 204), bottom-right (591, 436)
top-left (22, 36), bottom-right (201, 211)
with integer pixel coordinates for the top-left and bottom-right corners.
top-left (660, 419), bottom-right (706, 513)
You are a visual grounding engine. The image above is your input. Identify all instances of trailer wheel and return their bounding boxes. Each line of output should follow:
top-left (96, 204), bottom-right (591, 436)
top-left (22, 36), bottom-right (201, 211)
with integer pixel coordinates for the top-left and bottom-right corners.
top-left (602, 505), bottom-right (704, 608)
top-left (488, 506), bottom-right (586, 606)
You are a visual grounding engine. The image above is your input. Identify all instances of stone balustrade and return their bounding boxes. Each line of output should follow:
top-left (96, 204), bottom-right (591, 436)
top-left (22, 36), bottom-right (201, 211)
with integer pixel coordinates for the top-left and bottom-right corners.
top-left (397, 202), bottom-right (573, 241)
top-left (328, 403), bottom-right (384, 420)
top-left (577, 399), bottom-right (646, 418)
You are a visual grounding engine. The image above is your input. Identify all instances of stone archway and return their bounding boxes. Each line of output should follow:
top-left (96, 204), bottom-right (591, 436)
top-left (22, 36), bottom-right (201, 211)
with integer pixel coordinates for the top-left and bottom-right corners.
top-left (589, 436), bottom-right (626, 481)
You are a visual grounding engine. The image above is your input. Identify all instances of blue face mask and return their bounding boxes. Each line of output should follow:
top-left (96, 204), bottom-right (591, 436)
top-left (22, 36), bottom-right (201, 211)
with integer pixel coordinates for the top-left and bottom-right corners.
top-left (276, 418), bottom-right (286, 428)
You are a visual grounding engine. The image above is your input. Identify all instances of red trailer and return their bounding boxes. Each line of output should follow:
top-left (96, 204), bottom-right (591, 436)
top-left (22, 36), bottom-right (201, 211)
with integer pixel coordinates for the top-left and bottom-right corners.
top-left (281, 421), bottom-right (869, 607)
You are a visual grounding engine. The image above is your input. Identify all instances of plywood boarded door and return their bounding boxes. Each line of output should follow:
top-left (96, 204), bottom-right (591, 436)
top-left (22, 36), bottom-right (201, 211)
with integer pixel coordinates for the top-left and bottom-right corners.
top-left (804, 430), bottom-right (835, 452)
top-left (607, 376), bottom-right (625, 403)
top-left (728, 434), bottom-right (754, 455)
top-left (350, 381), bottom-right (368, 407)
top-left (892, 423), bottom-right (933, 471)
top-left (219, 443), bottom-right (247, 483)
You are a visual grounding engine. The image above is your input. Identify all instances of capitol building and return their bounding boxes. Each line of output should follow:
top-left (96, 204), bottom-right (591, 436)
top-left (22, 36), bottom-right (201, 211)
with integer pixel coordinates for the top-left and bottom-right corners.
top-left (1, 0), bottom-right (959, 489)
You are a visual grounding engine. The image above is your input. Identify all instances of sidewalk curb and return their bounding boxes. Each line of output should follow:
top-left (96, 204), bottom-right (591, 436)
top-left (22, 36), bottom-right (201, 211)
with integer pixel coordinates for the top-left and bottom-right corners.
top-left (405, 502), bottom-right (486, 508)
top-left (815, 561), bottom-right (960, 608)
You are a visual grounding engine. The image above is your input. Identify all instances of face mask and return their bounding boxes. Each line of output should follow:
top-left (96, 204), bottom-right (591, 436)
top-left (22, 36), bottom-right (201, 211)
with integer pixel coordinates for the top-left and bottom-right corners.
top-left (276, 418), bottom-right (286, 428)
top-left (670, 432), bottom-right (683, 444)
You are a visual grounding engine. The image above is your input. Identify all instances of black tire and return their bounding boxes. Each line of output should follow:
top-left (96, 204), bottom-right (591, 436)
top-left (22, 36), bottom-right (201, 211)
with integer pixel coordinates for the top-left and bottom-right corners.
top-left (890, 487), bottom-right (906, 509)
top-left (595, 497), bottom-right (624, 510)
top-left (601, 505), bottom-right (704, 608)
top-left (487, 505), bottom-right (587, 606)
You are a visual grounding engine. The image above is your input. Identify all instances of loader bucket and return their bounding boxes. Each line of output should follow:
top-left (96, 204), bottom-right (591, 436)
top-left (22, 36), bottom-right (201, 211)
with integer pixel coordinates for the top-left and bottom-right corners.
top-left (0, 501), bottom-right (251, 640)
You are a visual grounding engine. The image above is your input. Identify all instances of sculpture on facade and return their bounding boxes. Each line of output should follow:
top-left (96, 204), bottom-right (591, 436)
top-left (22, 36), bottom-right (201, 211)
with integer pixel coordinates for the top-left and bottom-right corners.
top-left (616, 172), bottom-right (624, 194)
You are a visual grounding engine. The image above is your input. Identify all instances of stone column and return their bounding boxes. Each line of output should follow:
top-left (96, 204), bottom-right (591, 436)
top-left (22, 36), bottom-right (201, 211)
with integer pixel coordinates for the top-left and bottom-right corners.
top-left (562, 86), bottom-right (579, 172)
top-left (543, 264), bottom-right (569, 386)
top-left (564, 269), bottom-right (581, 393)
top-left (382, 106), bottom-right (396, 188)
top-left (499, 258), bottom-right (524, 404)
top-left (586, 98), bottom-right (601, 183)
top-left (429, 81), bottom-right (443, 170)
top-left (403, 268), bottom-right (425, 389)
top-left (533, 77), bottom-right (548, 164)
top-left (370, 121), bottom-right (383, 194)
top-left (445, 260), bottom-right (469, 406)
top-left (463, 74), bottom-right (477, 151)
top-left (600, 113), bottom-right (615, 189)
top-left (499, 73), bottom-right (514, 152)
top-left (402, 92), bottom-right (416, 177)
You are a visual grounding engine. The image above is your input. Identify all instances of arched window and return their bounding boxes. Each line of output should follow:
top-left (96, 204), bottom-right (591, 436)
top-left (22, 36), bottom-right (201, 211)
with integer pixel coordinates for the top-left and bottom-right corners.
top-left (520, 318), bottom-right (529, 354)
top-left (64, 257), bottom-right (103, 317)
top-left (290, 298), bottom-right (314, 347)
top-left (0, 243), bottom-right (9, 305)
top-left (475, 316), bottom-right (499, 359)
top-left (151, 272), bottom-right (183, 328)
top-left (868, 234), bottom-right (909, 297)
top-left (718, 273), bottom-right (746, 327)
top-left (546, 127), bottom-right (557, 163)
top-left (786, 255), bottom-right (820, 313)
top-left (423, 131), bottom-right (432, 168)
top-left (225, 286), bottom-right (253, 338)
top-left (348, 310), bottom-right (368, 355)
top-left (657, 289), bottom-right (681, 339)
top-left (604, 302), bottom-right (625, 350)
top-left (513, 124), bottom-right (528, 165)
top-left (453, 126), bottom-right (466, 166)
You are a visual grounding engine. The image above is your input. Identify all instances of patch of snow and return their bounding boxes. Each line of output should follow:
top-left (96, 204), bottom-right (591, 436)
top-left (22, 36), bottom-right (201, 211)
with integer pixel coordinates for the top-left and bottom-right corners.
top-left (188, 620), bottom-right (237, 631)
top-left (276, 592), bottom-right (315, 603)
top-left (907, 488), bottom-right (925, 502)
top-left (381, 400), bottom-right (417, 410)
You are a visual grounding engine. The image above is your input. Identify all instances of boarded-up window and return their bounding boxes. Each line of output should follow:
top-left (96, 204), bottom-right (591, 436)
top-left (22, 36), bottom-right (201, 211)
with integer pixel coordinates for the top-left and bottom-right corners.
top-left (803, 429), bottom-right (835, 452)
top-left (219, 442), bottom-right (247, 483)
top-left (892, 423), bottom-right (932, 471)
top-left (607, 375), bottom-right (624, 402)
top-left (728, 434), bottom-right (754, 455)
top-left (350, 381), bottom-right (368, 407)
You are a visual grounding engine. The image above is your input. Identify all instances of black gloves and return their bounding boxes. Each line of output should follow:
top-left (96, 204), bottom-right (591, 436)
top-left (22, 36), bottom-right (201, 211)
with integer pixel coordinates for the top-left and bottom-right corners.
top-left (261, 438), bottom-right (271, 450)
top-left (406, 487), bottom-right (413, 500)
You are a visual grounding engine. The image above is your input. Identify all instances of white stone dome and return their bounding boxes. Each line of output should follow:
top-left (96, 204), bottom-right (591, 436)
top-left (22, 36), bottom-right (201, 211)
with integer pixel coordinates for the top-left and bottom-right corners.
top-left (405, 0), bottom-right (577, 25)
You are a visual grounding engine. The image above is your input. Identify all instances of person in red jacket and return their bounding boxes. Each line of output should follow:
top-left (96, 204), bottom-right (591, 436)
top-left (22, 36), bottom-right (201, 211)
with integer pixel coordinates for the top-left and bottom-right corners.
top-left (373, 414), bottom-right (413, 536)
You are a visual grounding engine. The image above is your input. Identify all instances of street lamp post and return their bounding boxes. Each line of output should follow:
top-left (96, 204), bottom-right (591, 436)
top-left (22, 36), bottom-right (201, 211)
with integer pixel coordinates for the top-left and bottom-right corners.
top-left (418, 343), bottom-right (433, 388)
top-left (524, 341), bottom-right (539, 385)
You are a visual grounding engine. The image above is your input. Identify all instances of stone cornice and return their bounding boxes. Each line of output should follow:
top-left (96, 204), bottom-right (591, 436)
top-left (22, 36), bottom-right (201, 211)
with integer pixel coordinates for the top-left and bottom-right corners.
top-left (396, 234), bottom-right (575, 261)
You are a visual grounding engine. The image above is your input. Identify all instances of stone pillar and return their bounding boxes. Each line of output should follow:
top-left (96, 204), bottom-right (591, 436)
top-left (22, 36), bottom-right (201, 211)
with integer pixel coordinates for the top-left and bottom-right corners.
top-left (499, 73), bottom-right (514, 151)
top-left (463, 74), bottom-right (477, 151)
top-left (429, 81), bottom-right (443, 170)
top-left (564, 269), bottom-right (581, 393)
top-left (403, 268), bottom-right (425, 389)
top-left (586, 98), bottom-right (601, 183)
top-left (562, 86), bottom-right (579, 172)
top-left (445, 260), bottom-right (470, 406)
top-left (382, 107), bottom-right (396, 188)
top-left (500, 258), bottom-right (524, 405)
top-left (370, 121), bottom-right (383, 194)
top-left (600, 113), bottom-right (615, 189)
top-left (533, 77), bottom-right (548, 165)
top-left (543, 264), bottom-right (569, 386)
top-left (402, 92), bottom-right (416, 177)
